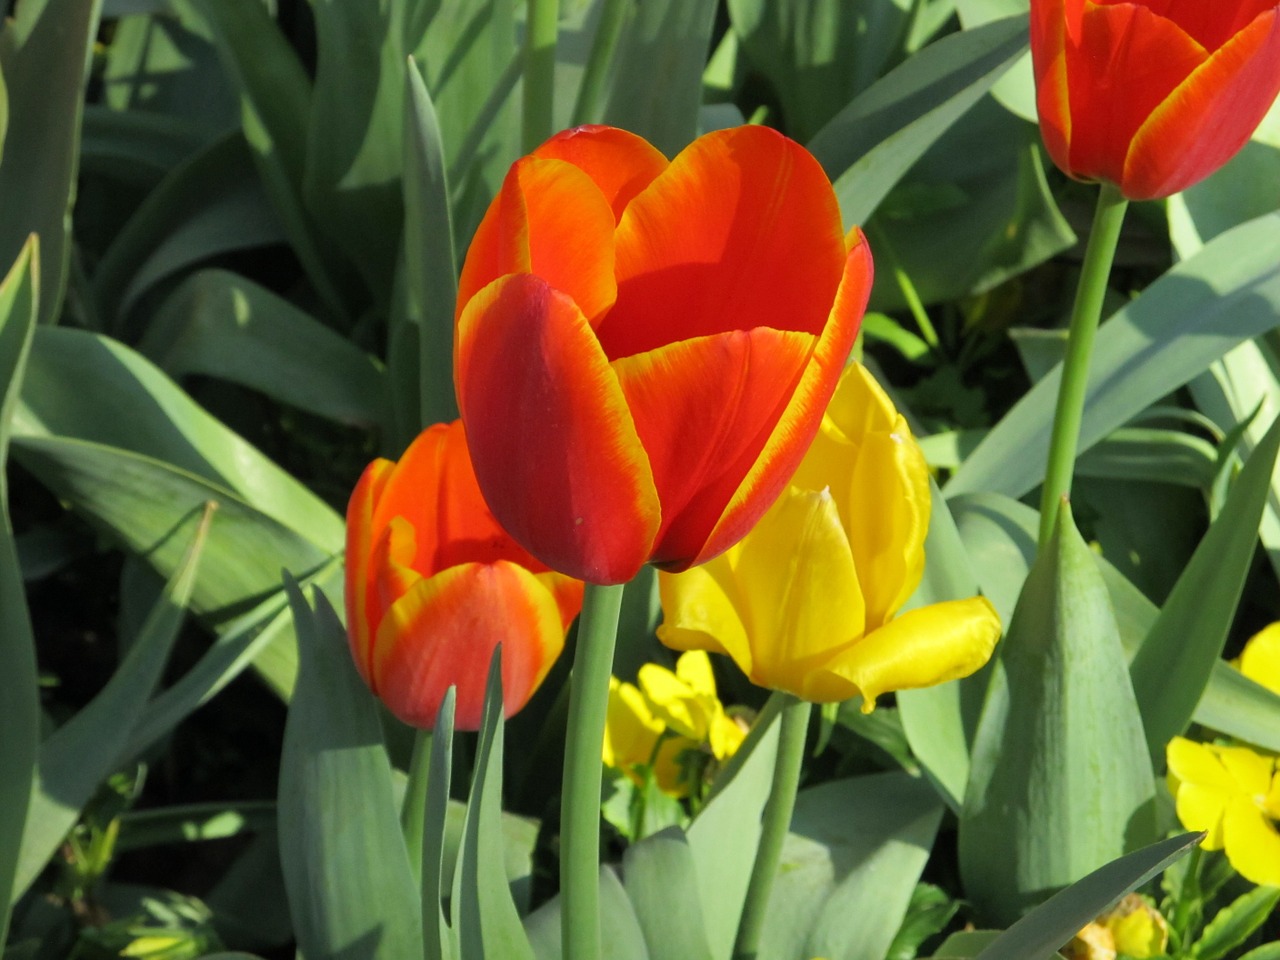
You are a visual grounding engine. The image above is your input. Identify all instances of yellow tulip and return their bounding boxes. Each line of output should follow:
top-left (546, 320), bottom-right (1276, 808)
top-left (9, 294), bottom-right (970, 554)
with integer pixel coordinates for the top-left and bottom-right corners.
top-left (1166, 736), bottom-right (1280, 886)
top-left (658, 363), bottom-right (1001, 707)
top-left (1237, 622), bottom-right (1280, 695)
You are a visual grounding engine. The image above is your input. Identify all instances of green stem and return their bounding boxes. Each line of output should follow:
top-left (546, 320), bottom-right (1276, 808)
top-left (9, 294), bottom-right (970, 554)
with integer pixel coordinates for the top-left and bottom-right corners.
top-left (400, 728), bottom-right (432, 887)
top-left (523, 0), bottom-right (559, 151)
top-left (571, 0), bottom-right (630, 126)
top-left (1037, 181), bottom-right (1129, 547)
top-left (868, 221), bottom-right (939, 350)
top-left (560, 580), bottom-right (626, 960)
top-left (732, 695), bottom-right (811, 960)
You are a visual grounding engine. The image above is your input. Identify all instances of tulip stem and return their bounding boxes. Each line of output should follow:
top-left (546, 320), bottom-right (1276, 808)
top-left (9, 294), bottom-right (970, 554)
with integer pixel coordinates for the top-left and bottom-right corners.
top-left (571, 0), bottom-right (630, 126)
top-left (400, 728), bottom-right (433, 886)
top-left (1037, 181), bottom-right (1129, 548)
top-left (560, 579), bottom-right (626, 960)
top-left (732, 694), bottom-right (811, 960)
top-left (523, 0), bottom-right (559, 152)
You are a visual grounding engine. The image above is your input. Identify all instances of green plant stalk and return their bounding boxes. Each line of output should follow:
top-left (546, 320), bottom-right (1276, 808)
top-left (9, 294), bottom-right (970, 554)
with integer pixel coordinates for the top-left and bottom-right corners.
top-left (869, 221), bottom-right (939, 350)
top-left (1037, 181), bottom-right (1129, 547)
top-left (732, 694), bottom-right (811, 960)
top-left (400, 728), bottom-right (432, 886)
top-left (560, 580), bottom-right (626, 960)
top-left (523, 0), bottom-right (559, 152)
top-left (571, 0), bottom-right (630, 125)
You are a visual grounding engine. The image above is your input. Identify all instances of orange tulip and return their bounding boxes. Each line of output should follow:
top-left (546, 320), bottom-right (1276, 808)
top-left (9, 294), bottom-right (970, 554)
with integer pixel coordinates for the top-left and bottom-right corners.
top-left (344, 421), bottom-right (582, 729)
top-left (1031, 0), bottom-right (1280, 200)
top-left (454, 124), bottom-right (872, 585)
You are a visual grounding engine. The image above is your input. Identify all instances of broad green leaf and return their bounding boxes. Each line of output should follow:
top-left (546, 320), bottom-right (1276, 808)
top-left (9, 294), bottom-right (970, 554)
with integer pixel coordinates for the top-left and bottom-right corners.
top-left (959, 504), bottom-right (1157, 926)
top-left (403, 58), bottom-right (460, 432)
top-left (947, 212), bottom-right (1280, 499)
top-left (115, 800), bottom-right (275, 852)
top-left (954, 0), bottom-right (1035, 120)
top-left (807, 15), bottom-right (1028, 228)
top-left (13, 505), bottom-right (211, 901)
top-left (1130, 415), bottom-right (1280, 763)
top-left (602, 0), bottom-right (718, 158)
top-left (763, 773), bottom-right (944, 960)
top-left (279, 583), bottom-right (423, 960)
top-left (0, 239), bottom-right (39, 945)
top-left (92, 133), bottom-right (285, 326)
top-left (886, 884), bottom-right (960, 960)
top-left (140, 269), bottom-right (384, 427)
top-left (13, 326), bottom-right (343, 550)
top-left (451, 652), bottom-right (535, 960)
top-left (525, 866), bottom-right (651, 960)
top-left (728, 0), bottom-right (913, 142)
top-left (897, 481), bottom-right (988, 810)
top-left (1169, 140), bottom-right (1280, 259)
top-left (1075, 427), bottom-right (1219, 490)
top-left (422, 692), bottom-right (457, 960)
top-left (972, 833), bottom-right (1202, 960)
top-left (623, 827), bottom-right (715, 960)
top-left (1194, 661), bottom-right (1280, 753)
top-left (0, 59), bottom-right (9, 162)
top-left (206, 829), bottom-right (293, 950)
top-left (1192, 885), bottom-right (1280, 960)
top-left (80, 106), bottom-right (210, 186)
top-left (1240, 944), bottom-right (1280, 960)
top-left (184, 0), bottom-right (355, 319)
top-left (0, 0), bottom-right (101, 326)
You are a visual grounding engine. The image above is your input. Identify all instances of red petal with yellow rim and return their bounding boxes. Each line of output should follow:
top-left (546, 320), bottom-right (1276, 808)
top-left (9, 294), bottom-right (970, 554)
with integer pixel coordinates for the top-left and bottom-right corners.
top-left (372, 561), bottom-right (565, 730)
top-left (1030, 0), bottom-right (1072, 171)
top-left (456, 273), bottom-right (660, 584)
top-left (532, 125), bottom-right (670, 222)
top-left (599, 125), bottom-right (846, 360)
top-left (345, 457), bottom-right (393, 683)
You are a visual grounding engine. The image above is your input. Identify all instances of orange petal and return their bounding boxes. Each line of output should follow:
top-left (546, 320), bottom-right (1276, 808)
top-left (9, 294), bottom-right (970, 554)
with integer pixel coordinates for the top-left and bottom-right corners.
top-left (1030, 0), bottom-right (1072, 174)
top-left (690, 229), bottom-right (872, 569)
top-left (371, 560), bottom-right (566, 730)
top-left (1064, 2), bottom-right (1208, 188)
top-left (345, 457), bottom-right (394, 684)
top-left (598, 125), bottom-right (847, 360)
top-left (612, 327), bottom-right (815, 567)
top-left (1131, 0), bottom-right (1277, 50)
top-left (455, 273), bottom-right (660, 584)
top-left (532, 125), bottom-right (670, 222)
top-left (1124, 7), bottom-right (1280, 198)
top-left (455, 156), bottom-right (618, 326)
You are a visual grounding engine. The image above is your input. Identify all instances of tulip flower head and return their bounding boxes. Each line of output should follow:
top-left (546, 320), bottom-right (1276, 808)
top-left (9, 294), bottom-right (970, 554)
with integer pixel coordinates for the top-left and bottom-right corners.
top-left (1030, 0), bottom-right (1280, 199)
top-left (345, 421), bottom-right (582, 730)
top-left (454, 124), bottom-right (872, 585)
top-left (658, 364), bottom-right (1001, 706)
top-left (1236, 621), bottom-right (1280, 694)
top-left (1166, 736), bottom-right (1280, 886)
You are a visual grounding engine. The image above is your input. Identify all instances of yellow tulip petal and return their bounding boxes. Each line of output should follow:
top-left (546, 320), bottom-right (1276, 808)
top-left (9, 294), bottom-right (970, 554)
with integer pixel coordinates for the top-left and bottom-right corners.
top-left (658, 556), bottom-right (754, 676)
top-left (1222, 795), bottom-right (1280, 886)
top-left (1239, 622), bottom-right (1280, 695)
top-left (1107, 906), bottom-right (1166, 959)
top-left (1174, 781), bottom-right (1229, 849)
top-left (675, 649), bottom-right (718, 699)
top-left (709, 710), bottom-right (746, 761)
top-left (639, 662), bottom-right (708, 741)
top-left (1216, 744), bottom-right (1276, 796)
top-left (1166, 738), bottom-right (1237, 792)
top-left (603, 678), bottom-right (662, 770)
top-left (821, 597), bottom-right (1001, 711)
top-left (652, 735), bottom-right (699, 797)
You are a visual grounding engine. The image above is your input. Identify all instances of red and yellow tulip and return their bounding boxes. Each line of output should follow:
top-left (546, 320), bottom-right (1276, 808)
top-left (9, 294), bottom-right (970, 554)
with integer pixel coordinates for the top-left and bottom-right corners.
top-left (658, 364), bottom-right (1000, 706)
top-left (344, 421), bottom-right (582, 729)
top-left (1030, 0), bottom-right (1280, 199)
top-left (454, 124), bottom-right (872, 585)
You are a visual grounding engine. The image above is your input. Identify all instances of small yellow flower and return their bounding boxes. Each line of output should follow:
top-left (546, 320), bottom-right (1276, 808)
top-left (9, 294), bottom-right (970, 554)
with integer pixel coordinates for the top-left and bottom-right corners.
top-left (1166, 736), bottom-right (1280, 886)
top-left (1237, 622), bottom-right (1280, 695)
top-left (1104, 895), bottom-right (1168, 959)
top-left (657, 363), bottom-right (1001, 707)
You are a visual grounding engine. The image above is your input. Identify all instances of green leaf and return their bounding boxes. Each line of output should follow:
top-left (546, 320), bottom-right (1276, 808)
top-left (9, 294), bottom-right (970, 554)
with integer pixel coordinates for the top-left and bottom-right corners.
top-left (0, 0), bottom-right (101, 326)
top-left (1239, 943), bottom-right (1280, 960)
top-left (602, 0), bottom-right (718, 158)
top-left (403, 57), bottom-right (460, 432)
top-left (14, 504), bottom-right (212, 901)
top-left (947, 212), bottom-right (1280, 499)
top-left (764, 773), bottom-right (945, 960)
top-left (92, 132), bottom-right (285, 327)
top-left (959, 503), bottom-right (1157, 925)
top-left (623, 827), bottom-right (715, 960)
top-left (1191, 885), bottom-right (1280, 960)
top-left (807, 15), bottom-right (1028, 227)
top-left (139, 269), bottom-right (384, 427)
top-left (114, 800), bottom-right (276, 852)
top-left (278, 582), bottom-right (423, 960)
top-left (1130, 415), bottom-right (1280, 763)
top-left (1169, 140), bottom-right (1280, 258)
top-left (451, 651), bottom-right (535, 960)
top-left (954, 0), bottom-right (1035, 120)
top-left (1194, 661), bottom-right (1280, 753)
top-left (422, 692), bottom-right (457, 960)
top-left (0, 239), bottom-right (40, 943)
top-left (1075, 427), bottom-right (1219, 490)
top-left (973, 833), bottom-right (1202, 960)
top-left (79, 106), bottom-right (211, 186)
top-left (524, 867), bottom-right (651, 960)
top-left (885, 884), bottom-right (960, 960)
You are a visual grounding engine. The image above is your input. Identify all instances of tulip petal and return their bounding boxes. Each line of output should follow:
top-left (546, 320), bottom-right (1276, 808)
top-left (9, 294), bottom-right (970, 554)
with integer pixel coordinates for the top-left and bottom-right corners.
top-left (611, 326), bottom-right (815, 567)
top-left (599, 125), bottom-right (847, 360)
top-left (1217, 743), bottom-right (1276, 797)
top-left (693, 231), bottom-right (871, 569)
top-left (1240, 622), bottom-right (1280, 694)
top-left (532, 125), bottom-right (670, 222)
top-left (639, 663), bottom-right (707, 741)
top-left (371, 560), bottom-right (565, 730)
top-left (1125, 7), bottom-right (1280, 199)
top-left (345, 457), bottom-right (394, 683)
top-left (1167, 737), bottom-right (1238, 792)
top-left (675, 649), bottom-right (717, 699)
top-left (456, 273), bottom-right (660, 584)
top-left (1030, 0), bottom-right (1072, 172)
top-left (1222, 796), bottom-right (1280, 886)
top-left (1065, 2), bottom-right (1208, 189)
top-left (604, 677), bottom-right (663, 770)
top-left (820, 597), bottom-right (1002, 710)
top-left (1121, 0), bottom-right (1277, 50)
top-left (455, 156), bottom-right (618, 326)
top-left (657, 555), bottom-right (755, 676)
